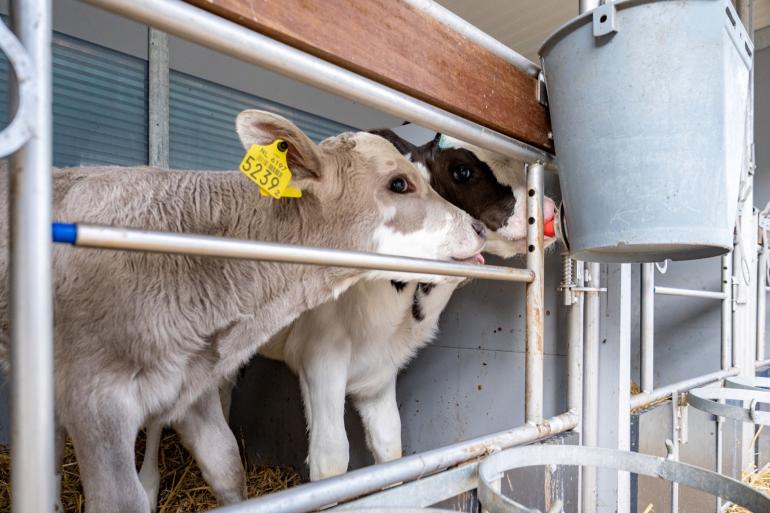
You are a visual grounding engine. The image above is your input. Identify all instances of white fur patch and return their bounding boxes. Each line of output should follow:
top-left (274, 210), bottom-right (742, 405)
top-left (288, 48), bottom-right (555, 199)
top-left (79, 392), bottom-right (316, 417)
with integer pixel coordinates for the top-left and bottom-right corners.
top-left (413, 162), bottom-right (431, 182)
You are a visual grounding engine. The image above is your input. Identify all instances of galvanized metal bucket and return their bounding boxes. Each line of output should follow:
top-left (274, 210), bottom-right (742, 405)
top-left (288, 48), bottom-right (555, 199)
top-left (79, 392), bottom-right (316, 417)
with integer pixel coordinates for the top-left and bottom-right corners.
top-left (539, 0), bottom-right (753, 262)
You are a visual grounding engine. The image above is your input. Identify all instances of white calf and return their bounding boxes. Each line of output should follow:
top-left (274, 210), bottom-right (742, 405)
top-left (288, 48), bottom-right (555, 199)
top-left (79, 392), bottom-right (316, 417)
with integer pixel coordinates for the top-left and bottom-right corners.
top-left (263, 131), bottom-right (557, 480)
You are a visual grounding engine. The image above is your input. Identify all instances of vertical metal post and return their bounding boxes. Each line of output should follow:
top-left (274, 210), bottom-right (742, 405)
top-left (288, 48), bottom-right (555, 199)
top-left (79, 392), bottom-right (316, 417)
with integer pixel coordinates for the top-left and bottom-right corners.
top-left (568, 260), bottom-right (585, 421)
top-left (578, 4), bottom-right (600, 511)
top-left (722, 254), bottom-right (734, 371)
top-left (567, 259), bottom-right (584, 513)
top-left (717, 252), bottom-right (733, 510)
top-left (733, 0), bottom-right (756, 469)
top-left (9, 1), bottom-right (55, 513)
top-left (670, 392), bottom-right (680, 513)
top-left (616, 264), bottom-right (632, 513)
top-left (640, 263), bottom-right (655, 393)
top-left (148, 27), bottom-right (169, 168)
top-left (582, 261), bottom-right (600, 513)
top-left (525, 162), bottom-right (545, 425)
top-left (757, 236), bottom-right (767, 362)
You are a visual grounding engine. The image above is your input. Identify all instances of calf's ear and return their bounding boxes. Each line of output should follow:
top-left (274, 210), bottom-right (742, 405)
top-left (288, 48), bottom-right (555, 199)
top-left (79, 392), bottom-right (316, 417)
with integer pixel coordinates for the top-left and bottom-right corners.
top-left (236, 110), bottom-right (323, 180)
top-left (368, 128), bottom-right (417, 156)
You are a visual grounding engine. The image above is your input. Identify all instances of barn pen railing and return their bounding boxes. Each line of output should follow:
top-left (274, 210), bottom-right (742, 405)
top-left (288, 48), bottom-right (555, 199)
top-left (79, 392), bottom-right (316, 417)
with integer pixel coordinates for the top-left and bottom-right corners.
top-left (6, 0), bottom-right (766, 513)
top-left (5, 0), bottom-right (569, 513)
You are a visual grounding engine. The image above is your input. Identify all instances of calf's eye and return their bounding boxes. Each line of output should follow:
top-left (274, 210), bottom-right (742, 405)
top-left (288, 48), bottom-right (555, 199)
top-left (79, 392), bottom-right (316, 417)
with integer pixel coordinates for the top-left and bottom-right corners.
top-left (389, 176), bottom-right (409, 193)
top-left (452, 165), bottom-right (472, 183)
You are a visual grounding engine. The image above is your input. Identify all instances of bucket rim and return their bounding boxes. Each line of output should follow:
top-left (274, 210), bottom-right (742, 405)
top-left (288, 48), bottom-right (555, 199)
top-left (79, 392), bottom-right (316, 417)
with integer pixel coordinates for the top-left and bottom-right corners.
top-left (538, 0), bottom-right (729, 59)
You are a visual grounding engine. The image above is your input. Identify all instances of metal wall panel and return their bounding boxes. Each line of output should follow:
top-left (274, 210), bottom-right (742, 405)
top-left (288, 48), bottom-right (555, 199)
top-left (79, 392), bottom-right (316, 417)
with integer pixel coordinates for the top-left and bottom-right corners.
top-left (0, 20), bottom-right (148, 166)
top-left (169, 71), bottom-right (354, 170)
top-left (51, 34), bottom-right (148, 167)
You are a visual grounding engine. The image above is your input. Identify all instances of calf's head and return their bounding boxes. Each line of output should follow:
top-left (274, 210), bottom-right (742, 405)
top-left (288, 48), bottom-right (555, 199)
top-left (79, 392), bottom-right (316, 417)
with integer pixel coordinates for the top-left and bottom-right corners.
top-left (236, 111), bottom-right (486, 268)
top-left (371, 129), bottom-right (557, 259)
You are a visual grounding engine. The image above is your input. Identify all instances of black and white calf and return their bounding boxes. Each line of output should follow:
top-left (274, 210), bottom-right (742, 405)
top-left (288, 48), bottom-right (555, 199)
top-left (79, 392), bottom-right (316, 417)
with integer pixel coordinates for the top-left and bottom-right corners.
top-left (260, 131), bottom-right (557, 480)
top-left (140, 131), bottom-right (556, 505)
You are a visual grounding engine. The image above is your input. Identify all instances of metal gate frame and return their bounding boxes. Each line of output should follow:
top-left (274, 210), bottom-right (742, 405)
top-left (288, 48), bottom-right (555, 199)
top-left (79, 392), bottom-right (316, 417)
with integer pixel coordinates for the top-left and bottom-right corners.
top-left (3, 1), bottom-right (765, 513)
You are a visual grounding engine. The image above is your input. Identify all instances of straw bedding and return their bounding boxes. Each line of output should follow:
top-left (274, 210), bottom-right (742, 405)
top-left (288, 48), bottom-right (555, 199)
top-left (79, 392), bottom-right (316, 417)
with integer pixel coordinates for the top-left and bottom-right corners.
top-left (0, 429), bottom-right (302, 513)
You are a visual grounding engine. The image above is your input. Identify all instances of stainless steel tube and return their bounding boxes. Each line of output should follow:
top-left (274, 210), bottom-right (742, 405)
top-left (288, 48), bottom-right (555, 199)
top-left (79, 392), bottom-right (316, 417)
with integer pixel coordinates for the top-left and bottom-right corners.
top-left (641, 263), bottom-right (655, 393)
top-left (757, 241), bottom-right (767, 361)
top-left (525, 162), bottom-right (545, 424)
top-left (670, 391), bottom-right (680, 513)
top-left (64, 224), bottom-right (536, 282)
top-left (148, 27), bottom-right (169, 168)
top-left (402, 0), bottom-right (540, 76)
top-left (582, 261), bottom-right (601, 513)
top-left (629, 368), bottom-right (739, 410)
top-left (653, 286), bottom-right (727, 300)
top-left (211, 412), bottom-right (579, 513)
top-left (9, 1), bottom-right (55, 513)
top-left (577, 0), bottom-right (599, 506)
top-left (718, 253), bottom-right (733, 511)
top-left (568, 259), bottom-right (584, 419)
top-left (579, 0), bottom-right (601, 13)
top-left (722, 254), bottom-right (734, 371)
top-left (81, 0), bottom-right (555, 165)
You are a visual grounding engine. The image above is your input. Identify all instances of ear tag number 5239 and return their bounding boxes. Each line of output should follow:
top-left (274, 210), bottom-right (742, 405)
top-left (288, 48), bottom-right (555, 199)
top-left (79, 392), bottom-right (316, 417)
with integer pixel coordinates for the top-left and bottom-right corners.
top-left (239, 139), bottom-right (299, 199)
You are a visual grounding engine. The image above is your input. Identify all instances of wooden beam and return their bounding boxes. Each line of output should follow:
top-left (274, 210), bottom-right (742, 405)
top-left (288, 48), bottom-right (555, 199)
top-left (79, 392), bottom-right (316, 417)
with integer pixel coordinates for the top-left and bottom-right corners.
top-left (184, 0), bottom-right (552, 151)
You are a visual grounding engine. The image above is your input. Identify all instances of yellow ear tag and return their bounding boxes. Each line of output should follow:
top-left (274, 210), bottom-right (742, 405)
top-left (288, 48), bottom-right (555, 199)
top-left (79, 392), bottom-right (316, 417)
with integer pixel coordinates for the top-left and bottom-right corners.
top-left (259, 184), bottom-right (302, 198)
top-left (239, 139), bottom-right (301, 199)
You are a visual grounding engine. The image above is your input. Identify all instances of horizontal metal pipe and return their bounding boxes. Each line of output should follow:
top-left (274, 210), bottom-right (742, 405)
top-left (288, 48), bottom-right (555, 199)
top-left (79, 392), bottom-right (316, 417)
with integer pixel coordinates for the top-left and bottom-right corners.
top-left (654, 286), bottom-right (727, 300)
top-left (59, 224), bottom-right (535, 283)
top-left (630, 368), bottom-right (739, 410)
top-left (82, 0), bottom-right (555, 166)
top-left (402, 0), bottom-right (540, 76)
top-left (756, 359), bottom-right (770, 370)
top-left (210, 412), bottom-right (579, 513)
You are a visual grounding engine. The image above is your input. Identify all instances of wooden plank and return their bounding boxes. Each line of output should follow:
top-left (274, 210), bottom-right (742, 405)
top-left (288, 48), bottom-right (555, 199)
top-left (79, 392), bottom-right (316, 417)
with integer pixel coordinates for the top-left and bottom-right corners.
top-left (184, 0), bottom-right (552, 151)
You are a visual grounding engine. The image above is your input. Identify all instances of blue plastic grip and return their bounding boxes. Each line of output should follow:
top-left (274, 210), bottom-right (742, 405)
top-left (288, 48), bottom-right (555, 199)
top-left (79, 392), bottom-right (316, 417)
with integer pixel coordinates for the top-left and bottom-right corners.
top-left (52, 223), bottom-right (77, 244)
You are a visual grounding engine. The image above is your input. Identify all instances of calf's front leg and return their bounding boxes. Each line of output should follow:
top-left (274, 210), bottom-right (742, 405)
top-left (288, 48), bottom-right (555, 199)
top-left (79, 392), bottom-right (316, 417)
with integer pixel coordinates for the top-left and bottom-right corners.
top-left (301, 351), bottom-right (350, 481)
top-left (353, 376), bottom-right (402, 463)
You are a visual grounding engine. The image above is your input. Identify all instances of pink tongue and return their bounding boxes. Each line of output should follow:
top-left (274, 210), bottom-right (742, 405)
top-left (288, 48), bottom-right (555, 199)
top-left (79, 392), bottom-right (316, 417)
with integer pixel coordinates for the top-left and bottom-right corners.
top-left (474, 253), bottom-right (485, 265)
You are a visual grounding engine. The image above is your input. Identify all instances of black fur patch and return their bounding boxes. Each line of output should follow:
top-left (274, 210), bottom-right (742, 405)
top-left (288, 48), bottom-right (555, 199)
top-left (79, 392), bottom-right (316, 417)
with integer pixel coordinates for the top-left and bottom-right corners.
top-left (391, 280), bottom-right (407, 292)
top-left (411, 288), bottom-right (425, 322)
top-left (418, 282), bottom-right (435, 295)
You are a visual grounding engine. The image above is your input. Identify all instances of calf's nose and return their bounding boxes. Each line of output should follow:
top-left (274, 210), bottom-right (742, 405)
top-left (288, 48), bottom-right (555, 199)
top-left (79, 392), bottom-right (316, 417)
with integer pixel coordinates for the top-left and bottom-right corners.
top-left (471, 219), bottom-right (486, 239)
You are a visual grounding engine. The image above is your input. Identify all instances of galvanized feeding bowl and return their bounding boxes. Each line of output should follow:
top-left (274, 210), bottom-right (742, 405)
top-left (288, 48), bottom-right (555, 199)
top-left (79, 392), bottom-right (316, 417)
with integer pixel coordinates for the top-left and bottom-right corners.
top-left (539, 0), bottom-right (753, 263)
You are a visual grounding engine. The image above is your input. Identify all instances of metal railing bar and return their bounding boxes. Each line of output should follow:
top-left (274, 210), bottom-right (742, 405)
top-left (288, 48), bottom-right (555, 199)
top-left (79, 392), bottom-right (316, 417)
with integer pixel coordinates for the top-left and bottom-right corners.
top-left (208, 412), bottom-right (579, 513)
top-left (80, 0), bottom-right (556, 166)
top-left (54, 223), bottom-right (536, 283)
top-left (654, 286), bottom-right (727, 300)
top-left (402, 0), bottom-right (541, 77)
top-left (630, 368), bottom-right (739, 411)
top-left (333, 462), bottom-right (478, 510)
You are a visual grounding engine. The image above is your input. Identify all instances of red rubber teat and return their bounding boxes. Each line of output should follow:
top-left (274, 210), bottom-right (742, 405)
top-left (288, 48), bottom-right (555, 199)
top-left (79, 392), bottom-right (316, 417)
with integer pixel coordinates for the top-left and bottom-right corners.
top-left (544, 218), bottom-right (555, 238)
